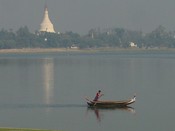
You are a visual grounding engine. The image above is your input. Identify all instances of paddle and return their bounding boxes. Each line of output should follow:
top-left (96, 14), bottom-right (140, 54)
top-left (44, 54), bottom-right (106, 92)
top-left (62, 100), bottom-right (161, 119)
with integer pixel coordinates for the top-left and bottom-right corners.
top-left (85, 97), bottom-right (97, 106)
top-left (85, 94), bottom-right (104, 106)
top-left (85, 97), bottom-right (93, 103)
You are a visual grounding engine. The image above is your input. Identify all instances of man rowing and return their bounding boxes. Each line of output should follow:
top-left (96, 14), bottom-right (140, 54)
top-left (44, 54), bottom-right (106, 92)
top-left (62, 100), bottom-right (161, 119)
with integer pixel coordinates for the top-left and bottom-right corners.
top-left (93, 90), bottom-right (103, 101)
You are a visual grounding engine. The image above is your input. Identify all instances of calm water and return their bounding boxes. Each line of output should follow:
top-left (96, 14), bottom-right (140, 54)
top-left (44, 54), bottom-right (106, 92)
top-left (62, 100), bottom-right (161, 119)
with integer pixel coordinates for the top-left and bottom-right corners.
top-left (0, 51), bottom-right (174, 131)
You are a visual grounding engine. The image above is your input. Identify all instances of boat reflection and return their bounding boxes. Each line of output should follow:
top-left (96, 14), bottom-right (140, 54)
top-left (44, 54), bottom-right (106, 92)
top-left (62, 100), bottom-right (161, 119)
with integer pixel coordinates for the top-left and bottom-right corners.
top-left (87, 106), bottom-right (135, 122)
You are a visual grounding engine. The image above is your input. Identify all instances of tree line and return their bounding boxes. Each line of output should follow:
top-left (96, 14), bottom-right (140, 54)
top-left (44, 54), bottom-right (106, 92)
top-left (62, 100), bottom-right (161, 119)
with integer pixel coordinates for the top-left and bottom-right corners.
top-left (0, 25), bottom-right (175, 49)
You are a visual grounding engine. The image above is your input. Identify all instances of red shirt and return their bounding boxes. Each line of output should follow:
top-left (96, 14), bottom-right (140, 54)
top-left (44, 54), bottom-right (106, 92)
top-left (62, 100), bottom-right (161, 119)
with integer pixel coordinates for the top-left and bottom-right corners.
top-left (93, 92), bottom-right (100, 101)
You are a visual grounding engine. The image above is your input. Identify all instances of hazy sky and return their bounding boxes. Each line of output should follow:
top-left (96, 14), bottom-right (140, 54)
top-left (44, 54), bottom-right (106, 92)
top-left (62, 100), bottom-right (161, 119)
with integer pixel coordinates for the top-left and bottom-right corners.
top-left (0, 0), bottom-right (175, 34)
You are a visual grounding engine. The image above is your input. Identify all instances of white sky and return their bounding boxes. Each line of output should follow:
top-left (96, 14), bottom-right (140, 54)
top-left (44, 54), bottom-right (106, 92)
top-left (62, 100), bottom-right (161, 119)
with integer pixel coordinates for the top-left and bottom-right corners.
top-left (0, 0), bottom-right (175, 34)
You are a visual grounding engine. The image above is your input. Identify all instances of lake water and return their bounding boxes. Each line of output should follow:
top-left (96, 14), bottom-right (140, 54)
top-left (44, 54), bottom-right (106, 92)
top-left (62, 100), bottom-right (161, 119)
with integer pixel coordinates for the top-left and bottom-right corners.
top-left (0, 51), bottom-right (174, 131)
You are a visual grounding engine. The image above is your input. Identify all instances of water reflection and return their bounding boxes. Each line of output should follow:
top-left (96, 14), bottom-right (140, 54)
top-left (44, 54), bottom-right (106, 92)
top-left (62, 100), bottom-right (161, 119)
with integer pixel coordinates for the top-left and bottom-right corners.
top-left (42, 58), bottom-right (54, 104)
top-left (0, 103), bottom-right (85, 109)
top-left (87, 107), bottom-right (135, 122)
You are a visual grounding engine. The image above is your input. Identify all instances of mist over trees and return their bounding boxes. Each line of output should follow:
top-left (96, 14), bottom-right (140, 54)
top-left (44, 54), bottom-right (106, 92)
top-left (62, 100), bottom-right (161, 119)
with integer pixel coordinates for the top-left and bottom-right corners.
top-left (0, 25), bottom-right (175, 49)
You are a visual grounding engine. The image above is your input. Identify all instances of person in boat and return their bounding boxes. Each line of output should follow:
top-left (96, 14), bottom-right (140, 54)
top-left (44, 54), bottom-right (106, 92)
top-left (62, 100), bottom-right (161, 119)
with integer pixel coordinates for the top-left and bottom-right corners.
top-left (93, 90), bottom-right (103, 101)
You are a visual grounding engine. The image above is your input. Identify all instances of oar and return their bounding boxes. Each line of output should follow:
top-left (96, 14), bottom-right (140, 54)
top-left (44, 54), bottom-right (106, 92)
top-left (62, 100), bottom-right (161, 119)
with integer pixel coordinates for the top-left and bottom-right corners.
top-left (85, 97), bottom-right (98, 107)
top-left (85, 94), bottom-right (104, 106)
top-left (85, 97), bottom-right (93, 103)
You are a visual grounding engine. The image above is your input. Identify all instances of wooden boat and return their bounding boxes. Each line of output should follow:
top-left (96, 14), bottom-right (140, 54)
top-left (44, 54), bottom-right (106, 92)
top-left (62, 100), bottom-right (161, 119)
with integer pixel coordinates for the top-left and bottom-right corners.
top-left (86, 96), bottom-right (136, 108)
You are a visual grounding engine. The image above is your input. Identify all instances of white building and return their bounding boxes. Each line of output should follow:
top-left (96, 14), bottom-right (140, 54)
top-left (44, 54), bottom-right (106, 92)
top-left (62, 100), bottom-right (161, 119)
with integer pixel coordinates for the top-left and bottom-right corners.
top-left (39, 5), bottom-right (56, 33)
top-left (130, 42), bottom-right (137, 47)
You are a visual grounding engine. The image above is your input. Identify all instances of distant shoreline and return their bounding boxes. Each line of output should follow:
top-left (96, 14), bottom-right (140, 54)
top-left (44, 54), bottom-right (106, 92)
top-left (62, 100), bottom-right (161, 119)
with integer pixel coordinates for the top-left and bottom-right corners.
top-left (0, 127), bottom-right (58, 131)
top-left (0, 48), bottom-right (75, 54)
top-left (0, 47), bottom-right (175, 54)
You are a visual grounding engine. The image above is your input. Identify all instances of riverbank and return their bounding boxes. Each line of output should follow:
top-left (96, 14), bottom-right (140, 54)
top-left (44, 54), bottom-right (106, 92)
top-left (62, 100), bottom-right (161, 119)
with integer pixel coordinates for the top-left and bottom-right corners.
top-left (0, 47), bottom-right (175, 54)
top-left (0, 128), bottom-right (59, 131)
top-left (0, 48), bottom-right (72, 54)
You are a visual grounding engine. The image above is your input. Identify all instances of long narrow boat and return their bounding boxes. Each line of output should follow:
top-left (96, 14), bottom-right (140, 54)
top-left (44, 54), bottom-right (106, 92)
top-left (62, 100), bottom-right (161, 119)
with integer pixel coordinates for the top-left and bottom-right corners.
top-left (86, 96), bottom-right (136, 108)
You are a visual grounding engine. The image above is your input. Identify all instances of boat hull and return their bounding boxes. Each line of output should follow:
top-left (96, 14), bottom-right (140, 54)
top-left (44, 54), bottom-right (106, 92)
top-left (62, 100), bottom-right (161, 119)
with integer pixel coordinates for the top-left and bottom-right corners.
top-left (87, 96), bottom-right (136, 108)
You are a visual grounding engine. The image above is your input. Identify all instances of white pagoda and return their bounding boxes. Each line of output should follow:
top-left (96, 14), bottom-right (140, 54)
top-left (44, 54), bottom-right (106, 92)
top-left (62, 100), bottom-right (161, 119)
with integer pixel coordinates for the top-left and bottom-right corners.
top-left (39, 5), bottom-right (55, 33)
